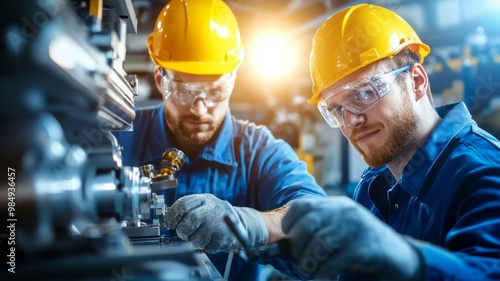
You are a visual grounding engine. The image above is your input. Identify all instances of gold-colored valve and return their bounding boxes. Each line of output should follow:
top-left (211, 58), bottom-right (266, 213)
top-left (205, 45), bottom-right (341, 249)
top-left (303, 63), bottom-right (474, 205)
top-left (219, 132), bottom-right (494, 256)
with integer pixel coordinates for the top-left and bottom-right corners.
top-left (159, 147), bottom-right (186, 176)
top-left (140, 147), bottom-right (186, 191)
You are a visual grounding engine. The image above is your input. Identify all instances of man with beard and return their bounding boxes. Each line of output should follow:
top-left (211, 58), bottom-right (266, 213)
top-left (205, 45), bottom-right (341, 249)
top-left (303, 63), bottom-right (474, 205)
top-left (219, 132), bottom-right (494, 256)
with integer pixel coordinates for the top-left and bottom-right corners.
top-left (112, 0), bottom-right (326, 280)
top-left (282, 3), bottom-right (500, 281)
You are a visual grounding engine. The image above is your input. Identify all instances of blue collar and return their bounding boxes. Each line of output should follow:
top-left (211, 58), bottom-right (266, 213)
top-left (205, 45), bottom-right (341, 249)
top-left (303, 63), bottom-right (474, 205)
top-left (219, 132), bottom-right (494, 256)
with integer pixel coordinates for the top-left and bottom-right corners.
top-left (362, 102), bottom-right (472, 196)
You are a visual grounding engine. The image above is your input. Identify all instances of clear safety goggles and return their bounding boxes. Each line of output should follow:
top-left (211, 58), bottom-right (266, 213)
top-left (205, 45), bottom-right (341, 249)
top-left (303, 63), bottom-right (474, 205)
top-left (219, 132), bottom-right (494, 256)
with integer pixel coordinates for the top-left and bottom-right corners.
top-left (161, 69), bottom-right (236, 108)
top-left (318, 64), bottom-right (412, 128)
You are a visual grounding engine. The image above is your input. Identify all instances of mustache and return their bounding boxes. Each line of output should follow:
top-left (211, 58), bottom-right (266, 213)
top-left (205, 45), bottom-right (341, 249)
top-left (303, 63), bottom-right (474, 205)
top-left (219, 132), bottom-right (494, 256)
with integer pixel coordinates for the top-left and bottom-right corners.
top-left (350, 124), bottom-right (381, 140)
top-left (180, 116), bottom-right (213, 123)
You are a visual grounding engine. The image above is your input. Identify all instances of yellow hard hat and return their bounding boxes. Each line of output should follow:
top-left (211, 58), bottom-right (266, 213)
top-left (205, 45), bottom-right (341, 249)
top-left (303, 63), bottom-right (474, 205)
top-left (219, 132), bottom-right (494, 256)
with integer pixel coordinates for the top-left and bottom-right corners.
top-left (308, 3), bottom-right (430, 104)
top-left (147, 0), bottom-right (244, 75)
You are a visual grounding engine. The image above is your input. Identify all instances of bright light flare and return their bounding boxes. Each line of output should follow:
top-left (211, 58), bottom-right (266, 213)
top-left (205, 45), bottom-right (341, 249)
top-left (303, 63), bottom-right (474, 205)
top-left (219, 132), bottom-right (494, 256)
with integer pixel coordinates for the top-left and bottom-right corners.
top-left (488, 0), bottom-right (500, 8)
top-left (251, 34), bottom-right (296, 79)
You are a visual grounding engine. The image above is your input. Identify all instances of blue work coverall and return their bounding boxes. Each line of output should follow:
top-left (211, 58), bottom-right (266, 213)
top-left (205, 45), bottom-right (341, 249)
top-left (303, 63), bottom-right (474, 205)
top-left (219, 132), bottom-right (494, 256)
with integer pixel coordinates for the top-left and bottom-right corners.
top-left (345, 102), bottom-right (500, 280)
top-left (113, 103), bottom-right (327, 281)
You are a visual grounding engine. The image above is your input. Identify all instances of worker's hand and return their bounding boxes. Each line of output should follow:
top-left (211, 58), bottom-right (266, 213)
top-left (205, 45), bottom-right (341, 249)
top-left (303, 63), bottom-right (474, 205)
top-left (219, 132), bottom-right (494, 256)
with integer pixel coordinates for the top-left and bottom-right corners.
top-left (166, 193), bottom-right (268, 254)
top-left (282, 196), bottom-right (423, 281)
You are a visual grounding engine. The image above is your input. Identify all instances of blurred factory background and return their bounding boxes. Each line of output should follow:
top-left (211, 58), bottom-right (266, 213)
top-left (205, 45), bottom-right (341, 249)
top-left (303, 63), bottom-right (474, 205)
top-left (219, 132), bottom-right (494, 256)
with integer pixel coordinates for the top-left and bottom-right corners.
top-left (124, 0), bottom-right (500, 193)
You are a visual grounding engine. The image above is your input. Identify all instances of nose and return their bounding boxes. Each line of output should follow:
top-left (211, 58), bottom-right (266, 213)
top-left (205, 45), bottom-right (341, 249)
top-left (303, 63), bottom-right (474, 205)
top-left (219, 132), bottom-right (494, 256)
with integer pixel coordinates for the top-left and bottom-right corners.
top-left (342, 109), bottom-right (365, 129)
top-left (190, 98), bottom-right (208, 116)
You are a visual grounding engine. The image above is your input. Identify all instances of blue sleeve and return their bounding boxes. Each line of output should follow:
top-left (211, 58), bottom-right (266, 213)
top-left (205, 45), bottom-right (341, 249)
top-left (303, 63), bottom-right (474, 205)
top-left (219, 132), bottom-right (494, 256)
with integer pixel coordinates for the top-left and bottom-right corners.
top-left (415, 173), bottom-right (500, 281)
top-left (415, 241), bottom-right (494, 280)
top-left (243, 124), bottom-right (327, 211)
top-left (346, 175), bottom-right (500, 281)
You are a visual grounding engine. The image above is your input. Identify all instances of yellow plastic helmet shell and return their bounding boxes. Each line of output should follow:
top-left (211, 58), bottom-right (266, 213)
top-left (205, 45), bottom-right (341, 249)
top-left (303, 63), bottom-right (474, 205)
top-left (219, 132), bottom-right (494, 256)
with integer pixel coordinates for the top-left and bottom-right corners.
top-left (308, 4), bottom-right (430, 104)
top-left (147, 0), bottom-right (244, 75)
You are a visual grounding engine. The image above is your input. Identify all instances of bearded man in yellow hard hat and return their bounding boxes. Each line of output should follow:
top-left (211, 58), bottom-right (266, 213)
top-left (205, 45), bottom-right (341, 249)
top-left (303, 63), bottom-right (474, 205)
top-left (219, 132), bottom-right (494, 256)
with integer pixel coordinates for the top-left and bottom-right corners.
top-left (113, 1), bottom-right (326, 280)
top-left (282, 3), bottom-right (500, 281)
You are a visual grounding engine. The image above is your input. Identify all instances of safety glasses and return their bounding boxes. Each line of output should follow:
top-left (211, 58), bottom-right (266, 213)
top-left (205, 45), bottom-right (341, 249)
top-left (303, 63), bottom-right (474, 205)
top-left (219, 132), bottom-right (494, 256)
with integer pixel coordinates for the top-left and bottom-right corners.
top-left (161, 69), bottom-right (236, 107)
top-left (318, 64), bottom-right (412, 128)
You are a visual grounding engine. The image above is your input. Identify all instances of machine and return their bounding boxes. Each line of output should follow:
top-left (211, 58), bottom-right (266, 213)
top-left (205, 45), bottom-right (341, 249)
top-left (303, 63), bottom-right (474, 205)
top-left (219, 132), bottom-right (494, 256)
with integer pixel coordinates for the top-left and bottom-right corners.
top-left (0, 1), bottom-right (221, 280)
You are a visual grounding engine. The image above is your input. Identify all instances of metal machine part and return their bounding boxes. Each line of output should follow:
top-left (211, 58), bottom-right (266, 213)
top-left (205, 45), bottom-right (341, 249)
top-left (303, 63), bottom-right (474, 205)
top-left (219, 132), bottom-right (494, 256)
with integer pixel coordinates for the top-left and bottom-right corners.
top-left (0, 0), bottom-right (147, 256)
top-left (0, 1), bottom-right (220, 280)
top-left (122, 148), bottom-right (186, 244)
top-left (142, 147), bottom-right (187, 192)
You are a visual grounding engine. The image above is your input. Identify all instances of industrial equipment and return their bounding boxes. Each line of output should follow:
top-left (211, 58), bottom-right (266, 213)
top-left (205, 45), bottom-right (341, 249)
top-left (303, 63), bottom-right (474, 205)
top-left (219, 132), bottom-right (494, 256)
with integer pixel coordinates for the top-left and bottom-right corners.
top-left (0, 1), bottom-right (221, 280)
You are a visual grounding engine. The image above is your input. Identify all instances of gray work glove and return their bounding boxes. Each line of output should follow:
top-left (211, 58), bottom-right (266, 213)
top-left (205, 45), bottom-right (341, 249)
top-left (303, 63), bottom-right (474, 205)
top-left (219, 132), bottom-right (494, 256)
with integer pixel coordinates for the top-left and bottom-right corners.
top-left (282, 196), bottom-right (424, 281)
top-left (166, 193), bottom-right (269, 254)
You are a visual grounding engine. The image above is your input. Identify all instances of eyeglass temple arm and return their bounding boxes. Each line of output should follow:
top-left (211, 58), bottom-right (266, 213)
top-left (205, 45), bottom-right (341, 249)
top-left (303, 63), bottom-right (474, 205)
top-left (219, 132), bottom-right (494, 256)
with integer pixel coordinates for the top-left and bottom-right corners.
top-left (386, 64), bottom-right (412, 81)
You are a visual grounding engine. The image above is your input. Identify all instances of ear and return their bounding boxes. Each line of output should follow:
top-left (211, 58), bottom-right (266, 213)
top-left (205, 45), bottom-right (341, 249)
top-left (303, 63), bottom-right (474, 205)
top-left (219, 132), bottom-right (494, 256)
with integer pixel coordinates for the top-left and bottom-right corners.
top-left (154, 66), bottom-right (163, 94)
top-left (410, 63), bottom-right (428, 101)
